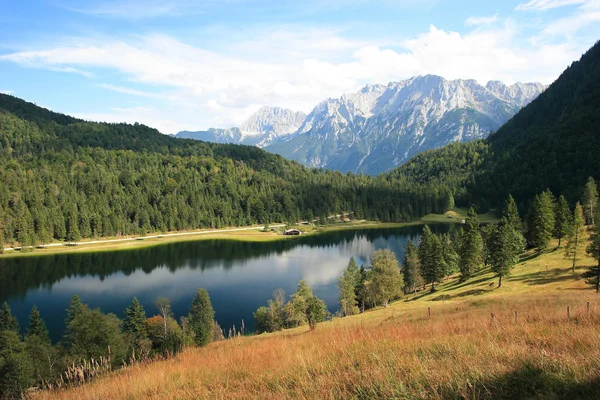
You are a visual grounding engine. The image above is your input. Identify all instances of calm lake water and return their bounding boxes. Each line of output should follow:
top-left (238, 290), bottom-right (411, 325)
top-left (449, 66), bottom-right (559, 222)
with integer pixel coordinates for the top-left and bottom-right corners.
top-left (1, 225), bottom-right (454, 342)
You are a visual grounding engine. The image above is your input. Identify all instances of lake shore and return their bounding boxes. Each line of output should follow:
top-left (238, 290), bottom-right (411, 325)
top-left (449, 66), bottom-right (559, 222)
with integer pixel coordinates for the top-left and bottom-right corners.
top-left (0, 208), bottom-right (498, 258)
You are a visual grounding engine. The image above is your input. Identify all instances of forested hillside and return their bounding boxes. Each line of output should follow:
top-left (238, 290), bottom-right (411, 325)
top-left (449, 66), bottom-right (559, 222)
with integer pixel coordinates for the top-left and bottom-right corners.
top-left (392, 41), bottom-right (600, 212)
top-left (0, 95), bottom-right (452, 249)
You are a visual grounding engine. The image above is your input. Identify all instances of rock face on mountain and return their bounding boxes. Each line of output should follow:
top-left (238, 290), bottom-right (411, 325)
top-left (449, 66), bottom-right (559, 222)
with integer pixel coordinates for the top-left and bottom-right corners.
top-left (266, 76), bottom-right (546, 174)
top-left (175, 75), bottom-right (545, 175)
top-left (175, 107), bottom-right (306, 147)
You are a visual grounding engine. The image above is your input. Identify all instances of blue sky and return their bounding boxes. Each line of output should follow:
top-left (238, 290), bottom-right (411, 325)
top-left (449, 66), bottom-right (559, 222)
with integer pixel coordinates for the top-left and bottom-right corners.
top-left (0, 0), bottom-right (598, 133)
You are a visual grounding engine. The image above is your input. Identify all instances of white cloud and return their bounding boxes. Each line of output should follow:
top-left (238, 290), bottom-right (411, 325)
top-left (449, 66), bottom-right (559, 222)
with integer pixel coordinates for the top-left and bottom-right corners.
top-left (515, 0), bottom-right (588, 11)
top-left (465, 15), bottom-right (499, 26)
top-left (0, 18), bottom-right (594, 133)
top-left (0, 90), bottom-right (14, 95)
top-left (97, 83), bottom-right (167, 99)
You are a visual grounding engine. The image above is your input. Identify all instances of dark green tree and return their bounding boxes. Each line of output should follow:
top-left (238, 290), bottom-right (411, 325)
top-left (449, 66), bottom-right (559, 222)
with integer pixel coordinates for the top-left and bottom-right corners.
top-left (504, 195), bottom-right (522, 232)
top-left (26, 305), bottom-right (49, 342)
top-left (188, 288), bottom-right (215, 347)
top-left (582, 177), bottom-right (598, 226)
top-left (440, 233), bottom-right (459, 277)
top-left (67, 308), bottom-right (127, 366)
top-left (458, 208), bottom-right (484, 280)
top-left (586, 207), bottom-right (600, 292)
top-left (554, 195), bottom-right (572, 247)
top-left (419, 226), bottom-right (446, 291)
top-left (0, 331), bottom-right (33, 399)
top-left (402, 241), bottom-right (422, 294)
top-left (63, 294), bottom-right (86, 347)
top-left (489, 218), bottom-right (526, 287)
top-left (0, 302), bottom-right (19, 333)
top-left (123, 297), bottom-right (148, 350)
top-left (565, 202), bottom-right (586, 272)
top-left (528, 190), bottom-right (556, 252)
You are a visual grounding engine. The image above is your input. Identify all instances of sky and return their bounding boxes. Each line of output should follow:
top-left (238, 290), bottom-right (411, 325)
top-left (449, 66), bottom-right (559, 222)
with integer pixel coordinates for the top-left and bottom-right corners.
top-left (0, 0), bottom-right (598, 134)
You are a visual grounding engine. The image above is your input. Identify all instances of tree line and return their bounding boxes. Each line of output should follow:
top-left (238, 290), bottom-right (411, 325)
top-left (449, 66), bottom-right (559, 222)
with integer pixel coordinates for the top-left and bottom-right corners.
top-left (0, 289), bottom-right (216, 398)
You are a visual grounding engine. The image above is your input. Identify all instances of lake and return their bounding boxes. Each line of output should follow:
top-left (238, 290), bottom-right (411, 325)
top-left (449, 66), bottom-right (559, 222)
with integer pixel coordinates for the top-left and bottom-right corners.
top-left (0, 224), bottom-right (454, 342)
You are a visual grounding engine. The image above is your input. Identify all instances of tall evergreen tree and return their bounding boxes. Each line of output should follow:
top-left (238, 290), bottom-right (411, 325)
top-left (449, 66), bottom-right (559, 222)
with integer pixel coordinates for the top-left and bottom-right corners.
top-left (337, 258), bottom-right (360, 316)
top-left (582, 177), bottom-right (598, 225)
top-left (565, 203), bottom-right (586, 272)
top-left (0, 302), bottom-right (19, 333)
top-left (369, 249), bottom-right (403, 306)
top-left (402, 241), bottom-right (422, 294)
top-left (554, 195), bottom-right (572, 247)
top-left (188, 288), bottom-right (215, 346)
top-left (440, 233), bottom-right (459, 277)
top-left (586, 208), bottom-right (600, 292)
top-left (489, 218), bottom-right (526, 287)
top-left (26, 305), bottom-right (49, 342)
top-left (458, 208), bottom-right (484, 281)
top-left (529, 190), bottom-right (556, 252)
top-left (418, 226), bottom-right (446, 291)
top-left (123, 297), bottom-right (148, 348)
top-left (0, 221), bottom-right (4, 254)
top-left (504, 195), bottom-right (522, 232)
top-left (63, 294), bottom-right (85, 347)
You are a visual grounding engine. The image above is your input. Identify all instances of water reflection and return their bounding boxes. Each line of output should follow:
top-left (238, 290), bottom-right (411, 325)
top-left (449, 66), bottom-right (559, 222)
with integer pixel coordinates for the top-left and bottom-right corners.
top-left (0, 225), bottom-right (453, 341)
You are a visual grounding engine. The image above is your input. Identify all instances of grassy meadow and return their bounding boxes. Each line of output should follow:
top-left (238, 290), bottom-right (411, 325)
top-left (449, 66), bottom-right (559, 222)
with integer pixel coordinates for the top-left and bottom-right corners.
top-left (34, 237), bottom-right (600, 400)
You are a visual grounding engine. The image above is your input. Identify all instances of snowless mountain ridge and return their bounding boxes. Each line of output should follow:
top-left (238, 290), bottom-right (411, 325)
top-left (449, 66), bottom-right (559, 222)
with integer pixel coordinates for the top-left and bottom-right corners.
top-left (175, 75), bottom-right (546, 174)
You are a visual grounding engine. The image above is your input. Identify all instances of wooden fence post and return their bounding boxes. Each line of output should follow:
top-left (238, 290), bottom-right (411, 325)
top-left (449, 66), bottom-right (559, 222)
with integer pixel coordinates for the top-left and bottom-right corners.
top-left (567, 306), bottom-right (571, 320)
top-left (514, 311), bottom-right (518, 323)
top-left (587, 301), bottom-right (590, 314)
top-left (490, 312), bottom-right (495, 326)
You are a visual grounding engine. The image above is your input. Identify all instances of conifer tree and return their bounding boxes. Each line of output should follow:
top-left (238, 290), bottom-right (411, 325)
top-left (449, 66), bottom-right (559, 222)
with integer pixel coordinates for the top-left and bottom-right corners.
top-left (458, 208), bottom-right (484, 280)
top-left (370, 249), bottom-right (403, 306)
top-left (418, 226), bottom-right (446, 291)
top-left (489, 218), bottom-right (526, 287)
top-left (586, 208), bottom-right (600, 292)
top-left (0, 222), bottom-right (4, 254)
top-left (402, 241), bottom-right (422, 294)
top-left (554, 195), bottom-right (572, 247)
top-left (440, 233), bottom-right (459, 277)
top-left (26, 305), bottom-right (49, 342)
top-left (504, 195), bottom-right (522, 232)
top-left (565, 202), bottom-right (586, 272)
top-left (0, 302), bottom-right (20, 333)
top-left (123, 297), bottom-right (147, 348)
top-left (188, 288), bottom-right (215, 346)
top-left (582, 177), bottom-right (598, 225)
top-left (63, 295), bottom-right (85, 347)
top-left (529, 190), bottom-right (556, 252)
top-left (337, 258), bottom-right (360, 316)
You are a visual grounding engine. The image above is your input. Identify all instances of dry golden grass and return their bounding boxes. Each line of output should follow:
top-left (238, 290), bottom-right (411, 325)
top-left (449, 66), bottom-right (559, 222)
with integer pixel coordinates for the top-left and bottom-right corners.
top-left (35, 239), bottom-right (600, 400)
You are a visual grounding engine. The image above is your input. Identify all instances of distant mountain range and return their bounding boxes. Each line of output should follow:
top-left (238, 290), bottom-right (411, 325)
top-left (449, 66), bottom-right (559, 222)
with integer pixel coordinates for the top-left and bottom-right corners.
top-left (175, 75), bottom-right (546, 174)
top-left (175, 107), bottom-right (306, 148)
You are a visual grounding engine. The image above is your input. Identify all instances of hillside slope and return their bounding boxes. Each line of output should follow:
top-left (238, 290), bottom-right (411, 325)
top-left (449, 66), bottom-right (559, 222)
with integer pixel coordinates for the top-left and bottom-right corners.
top-left (36, 240), bottom-right (600, 399)
top-left (392, 41), bottom-right (600, 209)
